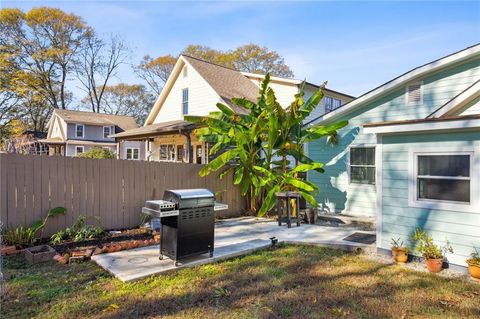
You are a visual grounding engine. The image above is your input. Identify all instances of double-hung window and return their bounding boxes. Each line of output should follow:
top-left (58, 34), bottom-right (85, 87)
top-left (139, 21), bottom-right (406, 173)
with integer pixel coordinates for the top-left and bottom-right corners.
top-left (409, 150), bottom-right (477, 212)
top-left (75, 146), bottom-right (84, 156)
top-left (126, 148), bottom-right (140, 160)
top-left (103, 126), bottom-right (111, 139)
top-left (75, 124), bottom-right (84, 138)
top-left (349, 147), bottom-right (375, 185)
top-left (324, 96), bottom-right (342, 112)
top-left (417, 154), bottom-right (470, 202)
top-left (182, 88), bottom-right (189, 115)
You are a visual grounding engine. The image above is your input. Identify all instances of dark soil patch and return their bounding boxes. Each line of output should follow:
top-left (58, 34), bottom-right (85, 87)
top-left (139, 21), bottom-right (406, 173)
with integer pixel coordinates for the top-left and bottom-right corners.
top-left (51, 232), bottom-right (153, 254)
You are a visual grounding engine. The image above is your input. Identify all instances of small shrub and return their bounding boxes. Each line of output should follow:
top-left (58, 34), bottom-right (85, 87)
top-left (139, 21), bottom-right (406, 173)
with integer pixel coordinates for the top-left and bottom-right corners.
top-left (468, 247), bottom-right (480, 266)
top-left (412, 228), bottom-right (453, 259)
top-left (2, 207), bottom-right (66, 246)
top-left (77, 147), bottom-right (115, 159)
top-left (2, 226), bottom-right (36, 247)
top-left (50, 215), bottom-right (105, 244)
top-left (390, 237), bottom-right (408, 252)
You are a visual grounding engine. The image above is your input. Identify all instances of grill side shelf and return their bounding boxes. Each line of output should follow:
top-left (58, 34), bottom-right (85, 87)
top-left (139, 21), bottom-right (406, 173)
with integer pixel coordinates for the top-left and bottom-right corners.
top-left (141, 207), bottom-right (180, 218)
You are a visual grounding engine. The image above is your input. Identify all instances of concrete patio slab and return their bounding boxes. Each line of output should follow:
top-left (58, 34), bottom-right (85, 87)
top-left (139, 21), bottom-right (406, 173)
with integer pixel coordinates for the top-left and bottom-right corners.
top-left (92, 217), bottom-right (375, 282)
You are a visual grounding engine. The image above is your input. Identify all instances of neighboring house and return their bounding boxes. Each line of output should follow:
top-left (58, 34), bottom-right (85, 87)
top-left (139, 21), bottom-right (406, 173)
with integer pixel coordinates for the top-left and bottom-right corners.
top-left (40, 109), bottom-right (145, 160)
top-left (111, 55), bottom-right (354, 163)
top-left (307, 44), bottom-right (480, 269)
top-left (5, 130), bottom-right (49, 155)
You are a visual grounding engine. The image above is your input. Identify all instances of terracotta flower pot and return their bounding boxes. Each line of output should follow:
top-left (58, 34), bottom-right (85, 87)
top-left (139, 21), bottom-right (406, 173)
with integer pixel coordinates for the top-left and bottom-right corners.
top-left (425, 257), bottom-right (444, 273)
top-left (466, 259), bottom-right (480, 280)
top-left (392, 248), bottom-right (408, 264)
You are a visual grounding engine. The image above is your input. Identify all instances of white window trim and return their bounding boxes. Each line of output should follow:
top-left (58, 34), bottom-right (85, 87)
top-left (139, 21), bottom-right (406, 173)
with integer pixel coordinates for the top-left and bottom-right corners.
top-left (126, 147), bottom-right (140, 160)
top-left (347, 144), bottom-right (376, 187)
top-left (405, 81), bottom-right (424, 106)
top-left (159, 144), bottom-right (176, 162)
top-left (75, 124), bottom-right (84, 138)
top-left (103, 126), bottom-right (111, 139)
top-left (75, 146), bottom-right (84, 156)
top-left (408, 147), bottom-right (478, 213)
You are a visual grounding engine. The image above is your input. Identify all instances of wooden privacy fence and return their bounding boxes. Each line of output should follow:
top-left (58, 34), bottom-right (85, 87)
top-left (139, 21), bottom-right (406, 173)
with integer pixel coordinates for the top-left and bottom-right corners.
top-left (0, 154), bottom-right (245, 236)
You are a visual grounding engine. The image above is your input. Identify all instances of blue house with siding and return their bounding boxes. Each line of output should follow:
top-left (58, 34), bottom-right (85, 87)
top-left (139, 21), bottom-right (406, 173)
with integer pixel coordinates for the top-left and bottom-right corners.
top-left (307, 44), bottom-right (480, 269)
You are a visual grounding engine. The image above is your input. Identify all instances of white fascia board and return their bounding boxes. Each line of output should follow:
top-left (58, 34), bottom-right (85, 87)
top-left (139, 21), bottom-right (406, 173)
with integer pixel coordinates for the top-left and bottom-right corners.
top-left (144, 57), bottom-right (186, 126)
top-left (241, 72), bottom-right (302, 86)
top-left (429, 81), bottom-right (480, 118)
top-left (363, 118), bottom-right (480, 134)
top-left (311, 45), bottom-right (480, 125)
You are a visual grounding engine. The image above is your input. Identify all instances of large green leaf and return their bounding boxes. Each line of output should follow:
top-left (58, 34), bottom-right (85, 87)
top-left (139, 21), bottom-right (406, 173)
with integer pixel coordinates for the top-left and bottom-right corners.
top-left (292, 162), bottom-right (324, 173)
top-left (284, 177), bottom-right (315, 192)
top-left (30, 220), bottom-right (44, 233)
top-left (47, 206), bottom-right (67, 217)
top-left (233, 167), bottom-right (244, 185)
top-left (258, 184), bottom-right (280, 217)
top-left (202, 149), bottom-right (238, 175)
top-left (298, 190), bottom-right (318, 208)
top-left (216, 103), bottom-right (234, 116)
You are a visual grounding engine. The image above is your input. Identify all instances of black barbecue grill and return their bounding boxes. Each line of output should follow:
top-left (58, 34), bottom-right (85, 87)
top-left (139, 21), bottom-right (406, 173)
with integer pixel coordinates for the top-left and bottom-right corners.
top-left (142, 189), bottom-right (220, 265)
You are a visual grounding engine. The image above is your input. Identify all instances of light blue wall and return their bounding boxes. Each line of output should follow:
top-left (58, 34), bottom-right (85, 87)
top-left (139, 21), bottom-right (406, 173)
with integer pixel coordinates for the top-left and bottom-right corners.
top-left (380, 131), bottom-right (480, 267)
top-left (308, 56), bottom-right (480, 217)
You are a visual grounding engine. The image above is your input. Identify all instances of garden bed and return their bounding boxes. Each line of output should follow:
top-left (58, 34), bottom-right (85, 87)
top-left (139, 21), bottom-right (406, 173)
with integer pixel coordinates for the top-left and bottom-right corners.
top-left (50, 230), bottom-right (153, 255)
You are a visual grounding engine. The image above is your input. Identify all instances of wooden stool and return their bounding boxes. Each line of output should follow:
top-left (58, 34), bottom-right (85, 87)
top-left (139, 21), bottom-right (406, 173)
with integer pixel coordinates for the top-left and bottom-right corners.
top-left (276, 191), bottom-right (302, 228)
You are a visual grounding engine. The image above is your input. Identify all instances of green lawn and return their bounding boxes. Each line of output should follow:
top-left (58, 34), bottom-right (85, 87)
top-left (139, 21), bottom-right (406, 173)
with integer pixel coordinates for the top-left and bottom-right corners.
top-left (3, 245), bottom-right (479, 318)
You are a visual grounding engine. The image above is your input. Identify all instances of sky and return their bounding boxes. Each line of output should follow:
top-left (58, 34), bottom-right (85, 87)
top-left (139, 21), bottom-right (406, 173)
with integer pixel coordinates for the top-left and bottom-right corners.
top-left (2, 0), bottom-right (480, 101)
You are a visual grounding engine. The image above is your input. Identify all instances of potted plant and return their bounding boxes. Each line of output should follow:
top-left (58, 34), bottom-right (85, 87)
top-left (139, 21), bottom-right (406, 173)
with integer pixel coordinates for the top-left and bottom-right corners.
top-left (391, 238), bottom-right (409, 264)
top-left (466, 248), bottom-right (480, 280)
top-left (412, 228), bottom-right (453, 273)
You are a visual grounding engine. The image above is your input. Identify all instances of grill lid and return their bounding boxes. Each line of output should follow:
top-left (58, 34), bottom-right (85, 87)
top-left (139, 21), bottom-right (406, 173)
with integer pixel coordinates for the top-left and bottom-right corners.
top-left (164, 188), bottom-right (214, 199)
top-left (163, 188), bottom-right (215, 209)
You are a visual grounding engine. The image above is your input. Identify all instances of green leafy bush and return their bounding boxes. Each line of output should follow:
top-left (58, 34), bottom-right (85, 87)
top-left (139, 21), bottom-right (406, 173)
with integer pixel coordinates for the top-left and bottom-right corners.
top-left (1, 207), bottom-right (66, 247)
top-left (2, 226), bottom-right (36, 247)
top-left (77, 147), bottom-right (115, 159)
top-left (50, 215), bottom-right (105, 245)
top-left (390, 237), bottom-right (408, 252)
top-left (412, 228), bottom-right (453, 259)
top-left (468, 247), bottom-right (480, 266)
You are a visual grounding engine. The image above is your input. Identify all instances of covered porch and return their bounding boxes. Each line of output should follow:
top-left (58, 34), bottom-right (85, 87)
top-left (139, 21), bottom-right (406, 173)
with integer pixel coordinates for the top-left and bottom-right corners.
top-left (110, 120), bottom-right (210, 164)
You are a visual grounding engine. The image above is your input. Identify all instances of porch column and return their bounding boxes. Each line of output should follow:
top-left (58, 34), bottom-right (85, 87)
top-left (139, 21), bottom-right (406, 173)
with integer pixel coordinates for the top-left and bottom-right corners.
top-left (182, 130), bottom-right (193, 163)
top-left (116, 140), bottom-right (122, 159)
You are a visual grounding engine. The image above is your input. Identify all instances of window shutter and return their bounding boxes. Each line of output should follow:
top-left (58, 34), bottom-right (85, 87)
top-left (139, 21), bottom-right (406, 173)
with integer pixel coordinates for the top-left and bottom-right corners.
top-left (407, 83), bottom-right (422, 104)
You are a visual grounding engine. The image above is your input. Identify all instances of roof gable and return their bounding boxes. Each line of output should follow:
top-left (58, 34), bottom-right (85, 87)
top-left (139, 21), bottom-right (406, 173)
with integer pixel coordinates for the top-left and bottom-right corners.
top-left (308, 43), bottom-right (480, 125)
top-left (53, 109), bottom-right (138, 131)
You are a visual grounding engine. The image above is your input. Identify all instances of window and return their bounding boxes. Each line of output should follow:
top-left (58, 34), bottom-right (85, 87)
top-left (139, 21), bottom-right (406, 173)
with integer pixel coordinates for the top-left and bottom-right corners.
top-left (195, 145), bottom-right (203, 164)
top-left (75, 146), bottom-right (84, 156)
top-left (349, 147), bottom-right (375, 184)
top-left (159, 144), bottom-right (176, 162)
top-left (126, 148), bottom-right (140, 160)
top-left (324, 96), bottom-right (342, 112)
top-left (409, 150), bottom-right (477, 212)
top-left (177, 145), bottom-right (184, 162)
top-left (183, 66), bottom-right (188, 78)
top-left (406, 82), bottom-right (423, 105)
top-left (417, 154), bottom-right (470, 203)
top-left (75, 124), bottom-right (84, 138)
top-left (103, 126), bottom-right (111, 139)
top-left (182, 88), bottom-right (189, 115)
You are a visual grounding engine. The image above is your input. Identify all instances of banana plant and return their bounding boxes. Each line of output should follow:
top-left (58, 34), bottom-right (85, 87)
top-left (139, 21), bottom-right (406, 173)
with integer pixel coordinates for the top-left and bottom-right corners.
top-left (185, 74), bottom-right (347, 215)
